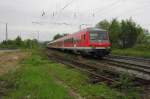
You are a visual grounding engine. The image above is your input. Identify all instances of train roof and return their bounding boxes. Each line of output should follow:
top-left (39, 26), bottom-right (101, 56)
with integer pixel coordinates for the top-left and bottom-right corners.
top-left (84, 27), bottom-right (107, 32)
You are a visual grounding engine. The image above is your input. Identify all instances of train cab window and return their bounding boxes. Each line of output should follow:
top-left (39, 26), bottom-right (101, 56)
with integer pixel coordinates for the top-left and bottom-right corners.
top-left (90, 31), bottom-right (108, 42)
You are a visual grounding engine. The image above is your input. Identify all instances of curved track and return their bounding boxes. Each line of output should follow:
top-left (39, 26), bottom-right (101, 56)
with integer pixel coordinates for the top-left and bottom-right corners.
top-left (102, 55), bottom-right (150, 80)
top-left (108, 55), bottom-right (150, 63)
top-left (46, 49), bottom-right (150, 85)
top-left (47, 50), bottom-right (117, 84)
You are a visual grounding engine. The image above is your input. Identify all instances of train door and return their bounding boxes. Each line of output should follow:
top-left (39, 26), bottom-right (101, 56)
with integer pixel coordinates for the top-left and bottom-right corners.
top-left (75, 34), bottom-right (80, 47)
top-left (86, 31), bottom-right (90, 47)
top-left (73, 37), bottom-right (78, 48)
top-left (81, 33), bottom-right (86, 46)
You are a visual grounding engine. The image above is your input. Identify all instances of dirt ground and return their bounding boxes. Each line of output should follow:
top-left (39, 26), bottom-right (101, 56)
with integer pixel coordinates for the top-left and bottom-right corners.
top-left (0, 50), bottom-right (28, 76)
top-left (0, 50), bottom-right (28, 98)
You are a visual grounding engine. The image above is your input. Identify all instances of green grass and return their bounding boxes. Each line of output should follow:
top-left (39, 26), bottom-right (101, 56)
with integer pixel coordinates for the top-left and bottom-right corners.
top-left (1, 49), bottom-right (141, 99)
top-left (50, 62), bottom-right (141, 99)
top-left (2, 51), bottom-right (70, 99)
top-left (112, 48), bottom-right (150, 58)
top-left (112, 44), bottom-right (150, 58)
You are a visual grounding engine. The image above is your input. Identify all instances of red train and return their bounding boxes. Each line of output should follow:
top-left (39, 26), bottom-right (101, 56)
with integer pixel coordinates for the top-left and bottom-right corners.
top-left (48, 27), bottom-right (111, 57)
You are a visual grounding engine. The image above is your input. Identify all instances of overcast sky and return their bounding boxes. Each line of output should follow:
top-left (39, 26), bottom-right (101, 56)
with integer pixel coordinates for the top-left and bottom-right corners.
top-left (0, 0), bottom-right (150, 41)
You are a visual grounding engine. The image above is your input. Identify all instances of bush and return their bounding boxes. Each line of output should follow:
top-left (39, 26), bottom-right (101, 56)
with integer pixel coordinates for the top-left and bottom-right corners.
top-left (0, 37), bottom-right (41, 49)
top-left (133, 44), bottom-right (150, 51)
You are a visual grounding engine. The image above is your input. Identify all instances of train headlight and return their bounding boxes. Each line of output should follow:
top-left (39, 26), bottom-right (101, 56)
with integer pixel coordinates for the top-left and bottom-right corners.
top-left (106, 47), bottom-right (111, 52)
top-left (106, 47), bottom-right (110, 49)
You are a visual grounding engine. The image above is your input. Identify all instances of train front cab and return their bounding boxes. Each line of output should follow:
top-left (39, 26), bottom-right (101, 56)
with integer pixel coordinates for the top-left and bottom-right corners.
top-left (88, 30), bottom-right (111, 57)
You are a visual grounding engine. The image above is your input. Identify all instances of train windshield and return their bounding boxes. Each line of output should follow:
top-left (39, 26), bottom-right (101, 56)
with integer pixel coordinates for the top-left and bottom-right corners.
top-left (90, 31), bottom-right (108, 42)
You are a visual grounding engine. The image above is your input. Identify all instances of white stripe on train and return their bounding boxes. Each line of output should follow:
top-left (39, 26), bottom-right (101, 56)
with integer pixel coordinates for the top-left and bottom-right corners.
top-left (50, 46), bottom-right (110, 49)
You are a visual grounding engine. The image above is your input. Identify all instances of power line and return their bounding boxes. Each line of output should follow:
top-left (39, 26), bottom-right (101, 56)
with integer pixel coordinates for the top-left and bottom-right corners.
top-left (52, 0), bottom-right (75, 17)
top-left (95, 0), bottom-right (122, 14)
top-left (61, 0), bottom-right (74, 11)
top-left (36, 0), bottom-right (150, 30)
top-left (116, 3), bottom-right (150, 18)
top-left (37, 0), bottom-right (122, 25)
top-left (32, 21), bottom-right (73, 26)
top-left (71, 0), bottom-right (123, 21)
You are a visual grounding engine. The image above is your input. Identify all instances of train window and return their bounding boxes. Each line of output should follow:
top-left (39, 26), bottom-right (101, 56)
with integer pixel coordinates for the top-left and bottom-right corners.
top-left (90, 31), bottom-right (108, 42)
top-left (64, 38), bottom-right (74, 43)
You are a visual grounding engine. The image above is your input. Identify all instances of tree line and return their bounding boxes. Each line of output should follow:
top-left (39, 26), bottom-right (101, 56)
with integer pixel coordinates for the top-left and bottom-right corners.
top-left (96, 18), bottom-right (150, 49)
top-left (0, 36), bottom-right (40, 49)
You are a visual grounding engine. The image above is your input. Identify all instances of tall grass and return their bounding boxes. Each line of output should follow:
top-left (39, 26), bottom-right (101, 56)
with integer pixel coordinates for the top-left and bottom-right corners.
top-left (3, 51), bottom-right (70, 99)
top-left (49, 62), bottom-right (141, 99)
top-left (1, 49), bottom-right (141, 99)
top-left (112, 48), bottom-right (150, 58)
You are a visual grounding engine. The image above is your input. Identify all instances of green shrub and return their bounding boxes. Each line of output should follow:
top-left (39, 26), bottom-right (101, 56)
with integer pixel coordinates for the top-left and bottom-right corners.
top-left (133, 44), bottom-right (150, 51)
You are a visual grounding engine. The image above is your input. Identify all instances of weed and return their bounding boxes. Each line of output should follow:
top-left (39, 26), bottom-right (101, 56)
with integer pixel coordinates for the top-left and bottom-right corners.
top-left (3, 51), bottom-right (70, 99)
top-left (112, 48), bottom-right (150, 58)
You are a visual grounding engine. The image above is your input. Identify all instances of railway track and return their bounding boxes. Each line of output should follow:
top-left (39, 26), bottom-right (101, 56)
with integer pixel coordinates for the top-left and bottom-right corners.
top-left (46, 49), bottom-right (150, 99)
top-left (102, 55), bottom-right (150, 80)
top-left (108, 55), bottom-right (150, 63)
top-left (47, 51), bottom-right (118, 84)
top-left (46, 49), bottom-right (150, 86)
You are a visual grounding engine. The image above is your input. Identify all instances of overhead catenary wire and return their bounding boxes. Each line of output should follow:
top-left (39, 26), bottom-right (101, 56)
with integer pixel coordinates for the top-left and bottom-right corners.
top-left (116, 3), bottom-right (150, 18)
top-left (53, 0), bottom-right (75, 17)
top-left (95, 0), bottom-right (122, 13)
top-left (38, 0), bottom-right (122, 24)
top-left (61, 0), bottom-right (75, 11)
top-left (92, 0), bottom-right (149, 22)
top-left (33, 0), bottom-right (125, 31)
top-left (93, 0), bottom-right (124, 20)
top-left (32, 21), bottom-right (74, 26)
top-left (52, 0), bottom-right (121, 19)
top-left (33, 0), bottom-right (150, 32)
